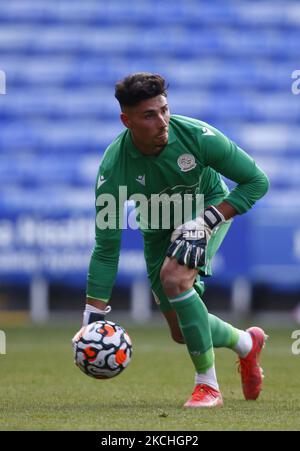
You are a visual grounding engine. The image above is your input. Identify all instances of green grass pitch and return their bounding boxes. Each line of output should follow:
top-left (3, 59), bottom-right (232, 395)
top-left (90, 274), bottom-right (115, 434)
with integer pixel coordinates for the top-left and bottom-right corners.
top-left (0, 322), bottom-right (299, 431)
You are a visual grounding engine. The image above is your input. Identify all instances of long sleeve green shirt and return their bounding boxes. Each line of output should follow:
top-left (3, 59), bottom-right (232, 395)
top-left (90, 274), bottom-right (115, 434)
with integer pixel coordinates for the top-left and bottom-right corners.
top-left (87, 115), bottom-right (269, 300)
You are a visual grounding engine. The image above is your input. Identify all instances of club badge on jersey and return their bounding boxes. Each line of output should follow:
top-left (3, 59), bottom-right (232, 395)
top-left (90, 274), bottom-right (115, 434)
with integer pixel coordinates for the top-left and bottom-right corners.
top-left (177, 154), bottom-right (197, 172)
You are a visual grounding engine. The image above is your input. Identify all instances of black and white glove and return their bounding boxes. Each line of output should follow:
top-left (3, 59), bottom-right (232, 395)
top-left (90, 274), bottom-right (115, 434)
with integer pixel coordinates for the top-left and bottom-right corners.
top-left (72, 305), bottom-right (112, 352)
top-left (82, 304), bottom-right (111, 326)
top-left (166, 205), bottom-right (225, 269)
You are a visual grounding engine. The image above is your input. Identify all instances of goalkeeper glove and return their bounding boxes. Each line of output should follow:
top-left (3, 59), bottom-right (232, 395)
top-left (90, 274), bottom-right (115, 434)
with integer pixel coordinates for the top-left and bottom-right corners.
top-left (82, 304), bottom-right (111, 326)
top-left (166, 205), bottom-right (225, 269)
top-left (72, 304), bottom-right (112, 352)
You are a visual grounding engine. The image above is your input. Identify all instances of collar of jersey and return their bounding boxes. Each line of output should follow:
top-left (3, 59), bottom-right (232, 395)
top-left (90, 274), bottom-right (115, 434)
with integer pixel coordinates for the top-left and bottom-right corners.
top-left (126, 126), bottom-right (177, 159)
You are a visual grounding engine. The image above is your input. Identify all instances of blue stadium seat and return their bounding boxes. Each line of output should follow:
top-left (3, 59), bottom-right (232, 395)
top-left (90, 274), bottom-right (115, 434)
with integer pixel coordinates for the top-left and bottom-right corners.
top-left (0, 1), bottom-right (299, 248)
top-left (1, 1), bottom-right (300, 28)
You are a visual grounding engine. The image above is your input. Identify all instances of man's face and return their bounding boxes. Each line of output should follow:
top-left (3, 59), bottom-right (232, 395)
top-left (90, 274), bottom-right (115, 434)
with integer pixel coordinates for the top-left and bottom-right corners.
top-left (121, 95), bottom-right (170, 155)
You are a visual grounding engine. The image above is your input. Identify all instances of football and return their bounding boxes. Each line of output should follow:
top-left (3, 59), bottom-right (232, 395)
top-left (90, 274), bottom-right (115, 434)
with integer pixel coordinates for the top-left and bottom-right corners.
top-left (73, 320), bottom-right (132, 379)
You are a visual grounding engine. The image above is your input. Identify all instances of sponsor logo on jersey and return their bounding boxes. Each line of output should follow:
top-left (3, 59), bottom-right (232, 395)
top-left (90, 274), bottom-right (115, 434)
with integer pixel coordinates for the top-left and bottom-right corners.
top-left (136, 175), bottom-right (146, 186)
top-left (202, 126), bottom-right (215, 136)
top-left (152, 290), bottom-right (160, 305)
top-left (97, 175), bottom-right (106, 189)
top-left (177, 154), bottom-right (197, 172)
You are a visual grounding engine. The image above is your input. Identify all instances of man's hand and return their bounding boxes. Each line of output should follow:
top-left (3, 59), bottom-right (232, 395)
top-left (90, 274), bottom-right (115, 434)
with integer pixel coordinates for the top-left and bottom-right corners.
top-left (166, 205), bottom-right (225, 269)
top-left (71, 326), bottom-right (87, 353)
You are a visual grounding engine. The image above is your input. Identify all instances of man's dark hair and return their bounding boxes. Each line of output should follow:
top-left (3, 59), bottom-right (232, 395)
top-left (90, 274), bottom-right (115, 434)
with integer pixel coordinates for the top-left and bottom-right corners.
top-left (115, 72), bottom-right (168, 109)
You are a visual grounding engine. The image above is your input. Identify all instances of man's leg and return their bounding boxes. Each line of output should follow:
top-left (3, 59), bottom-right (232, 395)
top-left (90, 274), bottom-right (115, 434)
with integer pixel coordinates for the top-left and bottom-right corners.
top-left (163, 308), bottom-right (253, 356)
top-left (190, 218), bottom-right (254, 358)
top-left (162, 299), bottom-right (267, 402)
top-left (160, 257), bottom-right (223, 407)
top-left (147, 220), bottom-right (265, 405)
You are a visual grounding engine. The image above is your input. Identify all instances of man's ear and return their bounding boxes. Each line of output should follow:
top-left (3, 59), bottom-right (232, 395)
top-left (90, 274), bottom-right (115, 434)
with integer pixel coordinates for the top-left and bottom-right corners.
top-left (120, 112), bottom-right (130, 129)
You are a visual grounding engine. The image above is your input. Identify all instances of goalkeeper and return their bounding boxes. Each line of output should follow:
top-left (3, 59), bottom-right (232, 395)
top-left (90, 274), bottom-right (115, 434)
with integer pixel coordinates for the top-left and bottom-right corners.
top-left (75, 73), bottom-right (269, 408)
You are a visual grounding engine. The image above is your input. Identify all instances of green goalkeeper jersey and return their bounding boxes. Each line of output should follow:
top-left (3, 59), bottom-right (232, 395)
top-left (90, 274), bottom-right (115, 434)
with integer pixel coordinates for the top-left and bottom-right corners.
top-left (87, 115), bottom-right (269, 301)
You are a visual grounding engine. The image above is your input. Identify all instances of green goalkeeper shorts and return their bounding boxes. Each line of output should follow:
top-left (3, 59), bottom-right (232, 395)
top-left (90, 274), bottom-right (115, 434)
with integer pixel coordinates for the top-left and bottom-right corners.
top-left (143, 219), bottom-right (232, 313)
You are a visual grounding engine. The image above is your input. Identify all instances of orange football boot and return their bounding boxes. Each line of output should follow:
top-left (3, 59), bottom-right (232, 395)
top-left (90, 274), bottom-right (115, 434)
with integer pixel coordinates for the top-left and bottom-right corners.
top-left (184, 384), bottom-right (223, 408)
top-left (238, 326), bottom-right (268, 400)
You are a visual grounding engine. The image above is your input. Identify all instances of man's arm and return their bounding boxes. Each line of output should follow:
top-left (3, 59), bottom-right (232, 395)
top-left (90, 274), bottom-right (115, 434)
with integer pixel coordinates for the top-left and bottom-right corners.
top-left (83, 170), bottom-right (123, 325)
top-left (167, 128), bottom-right (269, 269)
top-left (85, 232), bottom-right (122, 309)
top-left (201, 129), bottom-right (270, 214)
top-left (212, 200), bottom-right (237, 221)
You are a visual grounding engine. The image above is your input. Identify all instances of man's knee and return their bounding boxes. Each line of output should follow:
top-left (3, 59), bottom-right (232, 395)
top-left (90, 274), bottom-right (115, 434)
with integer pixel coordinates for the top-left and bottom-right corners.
top-left (161, 275), bottom-right (190, 298)
top-left (160, 266), bottom-right (189, 298)
top-left (160, 257), bottom-right (197, 298)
